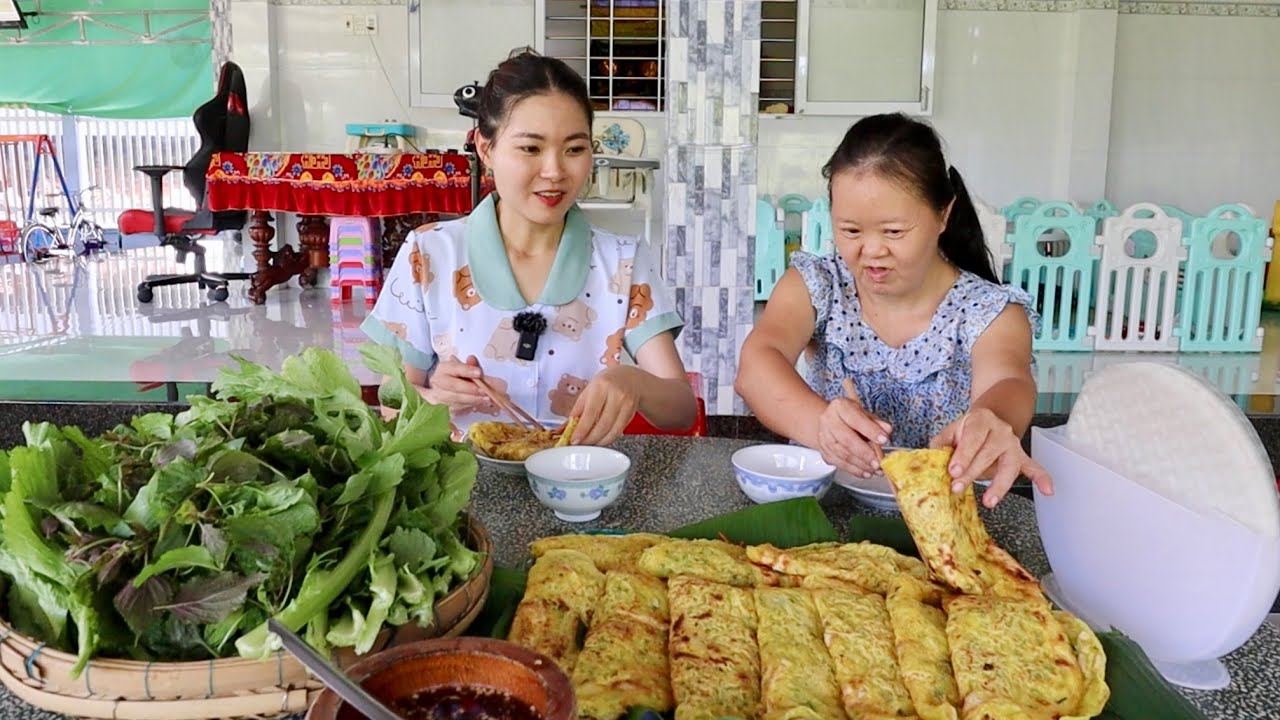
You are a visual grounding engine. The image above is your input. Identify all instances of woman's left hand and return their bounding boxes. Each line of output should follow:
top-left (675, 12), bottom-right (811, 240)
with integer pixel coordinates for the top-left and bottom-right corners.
top-left (569, 366), bottom-right (642, 446)
top-left (929, 408), bottom-right (1053, 507)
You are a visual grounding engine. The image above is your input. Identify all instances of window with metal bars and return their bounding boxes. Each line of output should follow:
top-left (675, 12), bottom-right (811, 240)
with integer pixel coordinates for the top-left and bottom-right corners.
top-left (760, 0), bottom-right (799, 114)
top-left (759, 0), bottom-right (937, 117)
top-left (541, 0), bottom-right (666, 113)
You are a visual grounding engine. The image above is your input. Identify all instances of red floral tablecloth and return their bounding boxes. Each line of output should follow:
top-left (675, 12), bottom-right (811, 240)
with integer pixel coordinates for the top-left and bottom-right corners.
top-left (205, 151), bottom-right (487, 217)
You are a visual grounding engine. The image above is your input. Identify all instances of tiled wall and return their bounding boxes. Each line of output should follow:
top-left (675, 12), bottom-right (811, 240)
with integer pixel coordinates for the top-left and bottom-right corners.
top-left (664, 0), bottom-right (761, 415)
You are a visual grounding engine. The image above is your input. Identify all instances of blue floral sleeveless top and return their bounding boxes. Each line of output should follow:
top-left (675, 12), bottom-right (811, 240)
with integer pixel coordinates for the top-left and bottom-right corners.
top-left (792, 252), bottom-right (1039, 449)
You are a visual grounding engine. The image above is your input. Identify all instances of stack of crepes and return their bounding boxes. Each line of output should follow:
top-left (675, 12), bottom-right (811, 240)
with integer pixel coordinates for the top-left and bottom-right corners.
top-left (507, 448), bottom-right (1110, 720)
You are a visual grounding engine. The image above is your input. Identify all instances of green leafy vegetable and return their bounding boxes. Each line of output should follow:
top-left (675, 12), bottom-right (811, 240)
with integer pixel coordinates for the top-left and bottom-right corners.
top-left (0, 347), bottom-right (479, 676)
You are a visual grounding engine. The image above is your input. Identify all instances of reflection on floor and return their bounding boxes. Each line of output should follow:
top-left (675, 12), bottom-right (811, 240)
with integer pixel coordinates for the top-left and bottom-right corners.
top-left (0, 240), bottom-right (375, 401)
top-left (2, 243), bottom-right (1280, 408)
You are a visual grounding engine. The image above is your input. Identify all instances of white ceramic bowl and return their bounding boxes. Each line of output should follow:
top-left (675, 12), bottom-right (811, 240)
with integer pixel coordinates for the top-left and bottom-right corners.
top-left (525, 446), bottom-right (631, 522)
top-left (731, 444), bottom-right (835, 504)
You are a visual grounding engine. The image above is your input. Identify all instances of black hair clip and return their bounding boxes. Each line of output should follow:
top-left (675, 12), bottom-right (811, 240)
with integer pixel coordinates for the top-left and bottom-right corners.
top-left (513, 311), bottom-right (548, 361)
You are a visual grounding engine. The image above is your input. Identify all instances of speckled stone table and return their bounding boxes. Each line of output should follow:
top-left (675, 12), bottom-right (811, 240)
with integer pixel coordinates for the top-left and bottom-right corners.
top-left (0, 435), bottom-right (1275, 719)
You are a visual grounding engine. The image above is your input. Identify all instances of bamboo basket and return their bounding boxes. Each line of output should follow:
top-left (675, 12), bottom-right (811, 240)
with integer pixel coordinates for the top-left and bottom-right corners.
top-left (0, 515), bottom-right (494, 720)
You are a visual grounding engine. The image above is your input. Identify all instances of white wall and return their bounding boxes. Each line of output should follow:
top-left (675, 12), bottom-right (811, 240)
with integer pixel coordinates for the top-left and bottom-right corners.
top-left (1106, 11), bottom-right (1280, 216)
top-left (228, 1), bottom-right (1280, 237)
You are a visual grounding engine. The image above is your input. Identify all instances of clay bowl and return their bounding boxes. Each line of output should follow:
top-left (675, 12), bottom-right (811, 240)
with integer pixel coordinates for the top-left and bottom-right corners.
top-left (306, 637), bottom-right (575, 720)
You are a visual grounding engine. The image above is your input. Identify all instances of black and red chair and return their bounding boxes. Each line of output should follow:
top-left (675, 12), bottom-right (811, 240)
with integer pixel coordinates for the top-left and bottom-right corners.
top-left (118, 62), bottom-right (253, 304)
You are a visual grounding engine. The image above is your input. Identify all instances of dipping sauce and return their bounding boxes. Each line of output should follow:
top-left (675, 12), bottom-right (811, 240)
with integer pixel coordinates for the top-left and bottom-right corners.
top-left (386, 686), bottom-right (543, 720)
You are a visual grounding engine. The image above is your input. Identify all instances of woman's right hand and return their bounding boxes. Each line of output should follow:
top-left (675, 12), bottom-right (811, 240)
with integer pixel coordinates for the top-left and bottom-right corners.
top-left (420, 355), bottom-right (489, 415)
top-left (816, 397), bottom-right (893, 478)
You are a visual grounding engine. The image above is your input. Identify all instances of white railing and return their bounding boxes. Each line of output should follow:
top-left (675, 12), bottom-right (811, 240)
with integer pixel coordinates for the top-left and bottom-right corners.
top-left (0, 107), bottom-right (66, 227)
top-left (76, 117), bottom-right (201, 228)
top-left (0, 107), bottom-right (199, 230)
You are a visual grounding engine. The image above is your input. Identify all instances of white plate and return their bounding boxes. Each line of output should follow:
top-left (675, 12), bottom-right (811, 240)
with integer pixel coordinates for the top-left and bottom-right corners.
top-left (833, 468), bottom-right (898, 511)
top-left (832, 447), bottom-right (989, 511)
top-left (832, 446), bottom-right (907, 511)
top-left (468, 443), bottom-right (527, 477)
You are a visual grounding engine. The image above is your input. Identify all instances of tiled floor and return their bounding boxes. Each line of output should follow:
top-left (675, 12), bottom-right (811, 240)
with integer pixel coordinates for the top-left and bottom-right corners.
top-left (3, 241), bottom-right (1280, 406)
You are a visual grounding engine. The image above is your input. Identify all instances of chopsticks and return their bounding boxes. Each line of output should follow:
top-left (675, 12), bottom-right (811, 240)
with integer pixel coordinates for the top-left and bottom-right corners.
top-left (842, 378), bottom-right (884, 463)
top-left (473, 377), bottom-right (546, 431)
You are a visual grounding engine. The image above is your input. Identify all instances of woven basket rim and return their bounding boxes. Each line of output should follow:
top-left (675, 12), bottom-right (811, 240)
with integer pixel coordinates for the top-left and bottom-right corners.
top-left (0, 513), bottom-right (493, 674)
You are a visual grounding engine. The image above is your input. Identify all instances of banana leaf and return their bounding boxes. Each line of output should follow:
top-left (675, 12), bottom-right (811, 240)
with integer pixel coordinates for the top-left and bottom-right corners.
top-left (665, 496), bottom-right (838, 547)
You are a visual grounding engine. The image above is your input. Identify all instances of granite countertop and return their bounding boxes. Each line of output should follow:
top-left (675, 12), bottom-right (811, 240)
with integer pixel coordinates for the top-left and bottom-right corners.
top-left (0, 436), bottom-right (1275, 719)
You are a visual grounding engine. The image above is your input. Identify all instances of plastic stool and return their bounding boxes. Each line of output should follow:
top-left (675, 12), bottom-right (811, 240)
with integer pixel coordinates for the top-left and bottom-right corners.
top-left (328, 216), bottom-right (381, 305)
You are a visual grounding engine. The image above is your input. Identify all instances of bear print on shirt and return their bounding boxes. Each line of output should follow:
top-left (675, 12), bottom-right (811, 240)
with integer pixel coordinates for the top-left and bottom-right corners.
top-left (548, 374), bottom-right (588, 417)
top-left (552, 298), bottom-right (599, 341)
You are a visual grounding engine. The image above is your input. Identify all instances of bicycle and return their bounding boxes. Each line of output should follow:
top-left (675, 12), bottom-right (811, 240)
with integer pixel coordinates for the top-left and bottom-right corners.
top-left (19, 187), bottom-right (109, 264)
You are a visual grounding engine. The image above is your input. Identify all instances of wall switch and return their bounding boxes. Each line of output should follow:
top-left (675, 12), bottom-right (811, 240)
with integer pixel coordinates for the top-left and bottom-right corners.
top-left (343, 14), bottom-right (356, 35)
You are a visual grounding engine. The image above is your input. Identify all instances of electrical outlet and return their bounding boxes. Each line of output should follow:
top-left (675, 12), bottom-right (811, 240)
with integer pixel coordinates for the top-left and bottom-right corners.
top-left (343, 14), bottom-right (356, 35)
top-left (363, 14), bottom-right (378, 35)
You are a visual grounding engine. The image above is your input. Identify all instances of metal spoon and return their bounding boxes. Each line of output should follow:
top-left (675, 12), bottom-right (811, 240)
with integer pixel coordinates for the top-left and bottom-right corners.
top-left (267, 619), bottom-right (402, 720)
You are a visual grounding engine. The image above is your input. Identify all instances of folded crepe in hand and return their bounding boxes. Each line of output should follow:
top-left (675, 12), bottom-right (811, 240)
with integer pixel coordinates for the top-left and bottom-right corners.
top-left (879, 448), bottom-right (1042, 600)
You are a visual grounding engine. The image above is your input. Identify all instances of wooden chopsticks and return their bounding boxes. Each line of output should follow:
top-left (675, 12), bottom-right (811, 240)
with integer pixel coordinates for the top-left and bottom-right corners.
top-left (473, 377), bottom-right (546, 431)
top-left (842, 378), bottom-right (883, 463)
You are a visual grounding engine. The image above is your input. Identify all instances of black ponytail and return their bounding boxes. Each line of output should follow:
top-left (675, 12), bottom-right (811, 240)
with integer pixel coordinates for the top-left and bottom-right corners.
top-left (940, 167), bottom-right (998, 283)
top-left (822, 113), bottom-right (998, 284)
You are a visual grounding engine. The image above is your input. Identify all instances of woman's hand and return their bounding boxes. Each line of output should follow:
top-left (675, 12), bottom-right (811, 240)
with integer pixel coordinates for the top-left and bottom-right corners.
top-left (816, 396), bottom-right (892, 478)
top-left (420, 355), bottom-right (489, 415)
top-left (930, 408), bottom-right (1053, 507)
top-left (569, 366), bottom-right (643, 446)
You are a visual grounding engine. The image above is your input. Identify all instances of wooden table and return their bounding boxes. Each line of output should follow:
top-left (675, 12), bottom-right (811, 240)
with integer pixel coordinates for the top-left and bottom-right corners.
top-left (204, 151), bottom-right (486, 304)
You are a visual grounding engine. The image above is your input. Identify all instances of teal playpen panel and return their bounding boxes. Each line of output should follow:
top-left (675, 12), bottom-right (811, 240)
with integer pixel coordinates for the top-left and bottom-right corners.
top-left (775, 193), bottom-right (812, 264)
top-left (1002, 196), bottom-right (1041, 223)
top-left (1009, 202), bottom-right (1098, 351)
top-left (754, 198), bottom-right (787, 300)
top-left (1178, 204), bottom-right (1270, 352)
top-left (804, 198), bottom-right (834, 256)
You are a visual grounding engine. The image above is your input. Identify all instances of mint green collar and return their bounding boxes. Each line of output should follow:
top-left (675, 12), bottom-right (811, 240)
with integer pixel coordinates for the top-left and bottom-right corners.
top-left (465, 194), bottom-right (592, 310)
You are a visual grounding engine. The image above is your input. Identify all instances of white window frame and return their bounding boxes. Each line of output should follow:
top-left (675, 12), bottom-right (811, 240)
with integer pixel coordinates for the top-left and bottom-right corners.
top-left (408, 0), bottom-right (667, 116)
top-left (787, 0), bottom-right (938, 117)
top-left (408, 0), bottom-right (541, 110)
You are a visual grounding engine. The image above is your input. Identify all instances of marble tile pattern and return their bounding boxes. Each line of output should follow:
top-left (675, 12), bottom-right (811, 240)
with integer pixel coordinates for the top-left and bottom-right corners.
top-left (664, 0), bottom-right (762, 415)
top-left (212, 0), bottom-right (232, 72)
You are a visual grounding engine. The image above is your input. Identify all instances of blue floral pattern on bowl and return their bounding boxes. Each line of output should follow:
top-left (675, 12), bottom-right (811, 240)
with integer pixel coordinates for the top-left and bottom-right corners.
top-left (581, 485), bottom-right (610, 500)
top-left (736, 472), bottom-right (828, 495)
top-left (548, 486), bottom-right (567, 501)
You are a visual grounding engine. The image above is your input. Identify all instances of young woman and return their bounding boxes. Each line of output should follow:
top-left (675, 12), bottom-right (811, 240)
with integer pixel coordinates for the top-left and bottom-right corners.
top-left (363, 51), bottom-right (696, 445)
top-left (736, 113), bottom-right (1051, 507)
